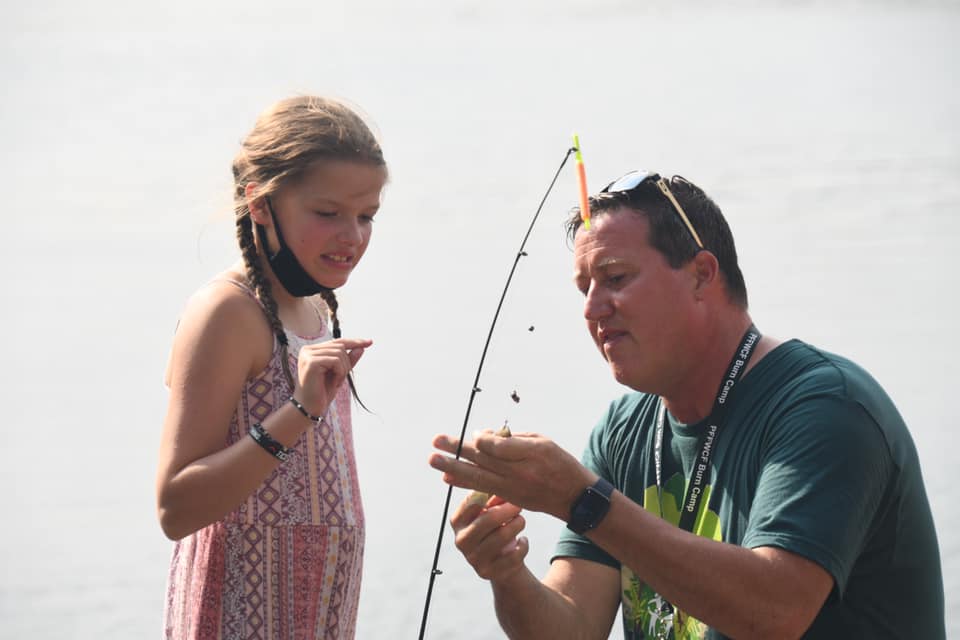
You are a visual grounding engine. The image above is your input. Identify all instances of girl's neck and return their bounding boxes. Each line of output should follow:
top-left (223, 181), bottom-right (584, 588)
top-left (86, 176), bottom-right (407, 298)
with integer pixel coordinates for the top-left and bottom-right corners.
top-left (229, 260), bottom-right (324, 336)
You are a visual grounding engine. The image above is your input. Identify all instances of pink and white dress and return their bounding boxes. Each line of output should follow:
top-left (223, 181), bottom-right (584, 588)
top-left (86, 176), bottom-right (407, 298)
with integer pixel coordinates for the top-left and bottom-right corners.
top-left (164, 284), bottom-right (364, 639)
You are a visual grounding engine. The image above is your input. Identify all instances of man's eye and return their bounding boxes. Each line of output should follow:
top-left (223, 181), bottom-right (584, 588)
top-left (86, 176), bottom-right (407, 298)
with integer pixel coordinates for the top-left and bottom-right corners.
top-left (315, 211), bottom-right (337, 217)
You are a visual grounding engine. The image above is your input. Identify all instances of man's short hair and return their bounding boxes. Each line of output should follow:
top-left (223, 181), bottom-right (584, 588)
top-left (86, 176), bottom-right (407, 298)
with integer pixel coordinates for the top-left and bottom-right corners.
top-left (565, 176), bottom-right (748, 309)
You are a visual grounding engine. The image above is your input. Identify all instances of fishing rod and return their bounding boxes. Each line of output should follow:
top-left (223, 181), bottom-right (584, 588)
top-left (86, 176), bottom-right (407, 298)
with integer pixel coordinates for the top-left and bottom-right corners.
top-left (417, 138), bottom-right (591, 638)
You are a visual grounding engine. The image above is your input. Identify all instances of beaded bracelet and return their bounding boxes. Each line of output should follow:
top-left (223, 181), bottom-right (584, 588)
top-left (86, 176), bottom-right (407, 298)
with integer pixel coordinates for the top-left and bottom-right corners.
top-left (289, 396), bottom-right (324, 424)
top-left (249, 423), bottom-right (294, 462)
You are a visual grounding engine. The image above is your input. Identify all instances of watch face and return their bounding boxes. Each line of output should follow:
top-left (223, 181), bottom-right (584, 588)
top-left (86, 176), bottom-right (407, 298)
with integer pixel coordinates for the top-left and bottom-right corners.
top-left (569, 485), bottom-right (612, 534)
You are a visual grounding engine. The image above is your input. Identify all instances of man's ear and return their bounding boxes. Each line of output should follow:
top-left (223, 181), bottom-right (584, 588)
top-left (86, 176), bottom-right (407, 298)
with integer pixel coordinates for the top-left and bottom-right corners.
top-left (245, 183), bottom-right (270, 226)
top-left (692, 250), bottom-right (720, 299)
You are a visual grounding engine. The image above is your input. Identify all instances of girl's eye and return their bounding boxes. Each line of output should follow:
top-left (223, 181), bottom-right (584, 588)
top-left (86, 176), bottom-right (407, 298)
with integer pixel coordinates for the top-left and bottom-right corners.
top-left (315, 211), bottom-right (337, 217)
top-left (360, 214), bottom-right (376, 224)
top-left (606, 274), bottom-right (625, 285)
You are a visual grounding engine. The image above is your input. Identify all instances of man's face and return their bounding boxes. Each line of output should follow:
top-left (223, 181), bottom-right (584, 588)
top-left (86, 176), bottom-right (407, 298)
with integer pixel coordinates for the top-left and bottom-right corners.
top-left (573, 208), bottom-right (697, 392)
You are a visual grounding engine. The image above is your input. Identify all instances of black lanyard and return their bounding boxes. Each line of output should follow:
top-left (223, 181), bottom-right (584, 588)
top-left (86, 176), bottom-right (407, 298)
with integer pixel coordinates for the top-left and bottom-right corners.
top-left (654, 325), bottom-right (761, 533)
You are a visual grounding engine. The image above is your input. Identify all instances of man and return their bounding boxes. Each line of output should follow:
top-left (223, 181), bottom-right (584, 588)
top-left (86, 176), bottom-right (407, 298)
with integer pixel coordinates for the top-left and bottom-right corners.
top-left (428, 171), bottom-right (944, 639)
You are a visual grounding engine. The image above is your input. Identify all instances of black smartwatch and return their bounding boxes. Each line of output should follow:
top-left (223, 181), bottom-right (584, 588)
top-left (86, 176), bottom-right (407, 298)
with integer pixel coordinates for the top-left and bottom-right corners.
top-left (566, 477), bottom-right (614, 534)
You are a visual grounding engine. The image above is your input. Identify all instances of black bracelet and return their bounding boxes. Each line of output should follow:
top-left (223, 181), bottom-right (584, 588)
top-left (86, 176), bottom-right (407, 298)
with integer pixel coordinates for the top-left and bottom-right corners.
top-left (289, 396), bottom-right (324, 424)
top-left (249, 423), bottom-right (294, 462)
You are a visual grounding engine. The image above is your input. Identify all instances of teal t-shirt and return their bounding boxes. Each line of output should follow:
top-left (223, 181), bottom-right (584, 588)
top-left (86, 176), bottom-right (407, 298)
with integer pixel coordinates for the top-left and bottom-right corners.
top-left (554, 340), bottom-right (944, 639)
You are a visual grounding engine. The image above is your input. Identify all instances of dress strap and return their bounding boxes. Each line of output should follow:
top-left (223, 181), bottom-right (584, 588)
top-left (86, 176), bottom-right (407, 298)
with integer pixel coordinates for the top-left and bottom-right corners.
top-left (211, 278), bottom-right (330, 339)
top-left (307, 297), bottom-right (330, 331)
top-left (210, 278), bottom-right (263, 308)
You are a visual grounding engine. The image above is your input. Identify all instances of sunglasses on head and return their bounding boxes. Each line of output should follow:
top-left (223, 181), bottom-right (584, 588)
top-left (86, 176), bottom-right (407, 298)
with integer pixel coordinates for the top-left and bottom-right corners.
top-left (600, 170), bottom-right (704, 250)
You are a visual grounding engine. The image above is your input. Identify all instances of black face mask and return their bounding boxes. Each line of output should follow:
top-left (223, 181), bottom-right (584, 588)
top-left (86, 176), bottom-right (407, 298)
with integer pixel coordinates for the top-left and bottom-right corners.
top-left (255, 197), bottom-right (335, 297)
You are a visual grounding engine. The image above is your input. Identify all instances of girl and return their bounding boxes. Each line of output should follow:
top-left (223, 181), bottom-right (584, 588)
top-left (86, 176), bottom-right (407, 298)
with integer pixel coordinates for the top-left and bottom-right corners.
top-left (156, 95), bottom-right (388, 639)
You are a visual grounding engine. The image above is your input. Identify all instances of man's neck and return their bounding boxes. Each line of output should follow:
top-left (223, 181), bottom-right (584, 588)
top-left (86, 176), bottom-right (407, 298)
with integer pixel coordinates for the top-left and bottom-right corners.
top-left (662, 317), bottom-right (774, 424)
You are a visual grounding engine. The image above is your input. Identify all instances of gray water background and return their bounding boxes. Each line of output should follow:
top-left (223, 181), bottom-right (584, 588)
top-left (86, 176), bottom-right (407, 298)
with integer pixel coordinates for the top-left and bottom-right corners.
top-left (2, 1), bottom-right (958, 638)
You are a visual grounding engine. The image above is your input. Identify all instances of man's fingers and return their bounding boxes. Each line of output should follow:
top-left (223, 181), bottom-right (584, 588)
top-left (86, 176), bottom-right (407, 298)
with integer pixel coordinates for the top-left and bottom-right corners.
top-left (484, 535), bottom-right (529, 578)
top-left (486, 495), bottom-right (507, 508)
top-left (473, 431), bottom-right (537, 461)
top-left (428, 453), bottom-right (491, 494)
top-left (496, 535), bottom-right (529, 561)
top-left (431, 434), bottom-right (458, 454)
top-left (429, 435), bottom-right (519, 501)
top-left (457, 508), bottom-right (527, 580)
top-left (431, 435), bottom-right (480, 461)
top-left (453, 502), bottom-right (524, 549)
top-left (450, 495), bottom-right (488, 530)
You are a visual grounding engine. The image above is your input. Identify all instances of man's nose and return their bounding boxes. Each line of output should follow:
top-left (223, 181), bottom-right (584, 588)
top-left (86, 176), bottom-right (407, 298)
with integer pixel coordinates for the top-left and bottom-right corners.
top-left (583, 283), bottom-right (612, 321)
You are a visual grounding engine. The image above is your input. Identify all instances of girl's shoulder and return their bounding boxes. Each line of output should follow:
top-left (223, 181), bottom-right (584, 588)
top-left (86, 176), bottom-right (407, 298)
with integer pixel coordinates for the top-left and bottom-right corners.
top-left (170, 270), bottom-right (275, 373)
top-left (184, 271), bottom-right (264, 323)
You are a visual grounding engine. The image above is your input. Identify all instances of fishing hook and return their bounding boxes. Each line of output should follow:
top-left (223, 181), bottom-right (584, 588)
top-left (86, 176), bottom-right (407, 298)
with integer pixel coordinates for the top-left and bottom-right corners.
top-left (417, 145), bottom-right (577, 639)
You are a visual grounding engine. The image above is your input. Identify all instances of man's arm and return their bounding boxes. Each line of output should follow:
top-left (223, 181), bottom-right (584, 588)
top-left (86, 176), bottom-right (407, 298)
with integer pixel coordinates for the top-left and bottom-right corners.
top-left (491, 558), bottom-right (620, 640)
top-left (431, 431), bottom-right (833, 639)
top-left (588, 491), bottom-right (833, 639)
top-left (446, 495), bottom-right (621, 639)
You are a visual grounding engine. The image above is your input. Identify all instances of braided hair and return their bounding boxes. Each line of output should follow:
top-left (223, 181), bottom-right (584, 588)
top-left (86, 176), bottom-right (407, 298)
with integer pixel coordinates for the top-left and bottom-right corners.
top-left (231, 95), bottom-right (386, 402)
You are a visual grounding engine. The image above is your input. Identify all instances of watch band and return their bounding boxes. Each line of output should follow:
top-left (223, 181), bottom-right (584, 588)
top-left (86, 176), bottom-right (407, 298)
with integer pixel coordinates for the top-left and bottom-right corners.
top-left (566, 476), bottom-right (615, 534)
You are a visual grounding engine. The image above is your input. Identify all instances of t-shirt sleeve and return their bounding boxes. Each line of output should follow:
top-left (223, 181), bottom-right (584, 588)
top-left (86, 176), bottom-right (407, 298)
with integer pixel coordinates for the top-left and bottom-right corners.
top-left (742, 394), bottom-right (893, 596)
top-left (552, 401), bottom-right (622, 570)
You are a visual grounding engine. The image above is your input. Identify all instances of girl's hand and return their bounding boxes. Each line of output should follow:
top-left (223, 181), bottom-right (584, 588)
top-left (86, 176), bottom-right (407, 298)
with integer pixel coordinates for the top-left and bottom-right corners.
top-left (294, 337), bottom-right (372, 418)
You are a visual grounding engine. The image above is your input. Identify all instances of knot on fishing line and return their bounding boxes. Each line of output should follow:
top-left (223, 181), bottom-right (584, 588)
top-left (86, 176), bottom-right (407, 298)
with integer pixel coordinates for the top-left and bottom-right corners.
top-left (518, 251), bottom-right (528, 258)
top-left (432, 569), bottom-right (443, 576)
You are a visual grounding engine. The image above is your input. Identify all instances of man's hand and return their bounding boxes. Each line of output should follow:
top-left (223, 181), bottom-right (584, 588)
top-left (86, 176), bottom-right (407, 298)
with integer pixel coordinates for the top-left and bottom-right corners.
top-left (450, 495), bottom-right (529, 581)
top-left (429, 430), bottom-right (595, 522)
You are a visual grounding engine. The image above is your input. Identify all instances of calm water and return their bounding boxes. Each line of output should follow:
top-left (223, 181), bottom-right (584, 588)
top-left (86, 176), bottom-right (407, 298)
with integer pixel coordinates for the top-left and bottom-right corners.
top-left (2, 1), bottom-right (958, 638)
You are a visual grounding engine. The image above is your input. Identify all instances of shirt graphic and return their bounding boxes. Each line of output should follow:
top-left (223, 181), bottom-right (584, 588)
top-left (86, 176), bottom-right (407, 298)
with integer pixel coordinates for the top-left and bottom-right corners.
top-left (621, 472), bottom-right (719, 640)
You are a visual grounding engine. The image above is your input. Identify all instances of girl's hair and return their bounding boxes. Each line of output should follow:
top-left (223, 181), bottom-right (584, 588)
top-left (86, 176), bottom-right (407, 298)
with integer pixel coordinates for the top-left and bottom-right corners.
top-left (231, 95), bottom-right (386, 399)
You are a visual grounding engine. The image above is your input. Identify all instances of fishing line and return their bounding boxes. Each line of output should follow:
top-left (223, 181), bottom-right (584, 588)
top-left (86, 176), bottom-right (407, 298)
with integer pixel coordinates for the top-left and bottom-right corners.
top-left (417, 146), bottom-right (576, 639)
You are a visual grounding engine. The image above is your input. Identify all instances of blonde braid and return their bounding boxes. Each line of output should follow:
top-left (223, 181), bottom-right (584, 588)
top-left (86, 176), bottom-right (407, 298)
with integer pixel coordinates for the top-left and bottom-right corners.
top-left (318, 288), bottom-right (367, 409)
top-left (317, 288), bottom-right (341, 339)
top-left (236, 213), bottom-right (296, 389)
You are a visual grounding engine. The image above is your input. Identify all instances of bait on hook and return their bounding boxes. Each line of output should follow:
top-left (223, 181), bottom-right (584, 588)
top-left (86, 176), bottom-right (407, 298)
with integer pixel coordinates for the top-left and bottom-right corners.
top-left (417, 138), bottom-right (590, 638)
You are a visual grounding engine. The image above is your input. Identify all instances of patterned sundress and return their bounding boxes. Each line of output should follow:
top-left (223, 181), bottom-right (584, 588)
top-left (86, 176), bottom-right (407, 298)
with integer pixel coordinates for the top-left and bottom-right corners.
top-left (163, 282), bottom-right (364, 639)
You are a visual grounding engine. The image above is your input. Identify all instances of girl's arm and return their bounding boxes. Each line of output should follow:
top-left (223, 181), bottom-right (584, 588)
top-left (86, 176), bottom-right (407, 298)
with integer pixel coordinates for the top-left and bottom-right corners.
top-left (155, 282), bottom-right (309, 540)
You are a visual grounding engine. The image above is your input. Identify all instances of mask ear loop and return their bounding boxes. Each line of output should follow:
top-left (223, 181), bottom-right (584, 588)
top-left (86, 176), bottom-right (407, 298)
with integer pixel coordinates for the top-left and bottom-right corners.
top-left (257, 196), bottom-right (284, 259)
top-left (254, 220), bottom-right (274, 260)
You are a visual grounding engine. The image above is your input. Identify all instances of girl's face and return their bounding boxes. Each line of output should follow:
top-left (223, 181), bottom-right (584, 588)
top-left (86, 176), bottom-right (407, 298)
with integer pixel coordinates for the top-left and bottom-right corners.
top-left (261, 160), bottom-right (388, 290)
